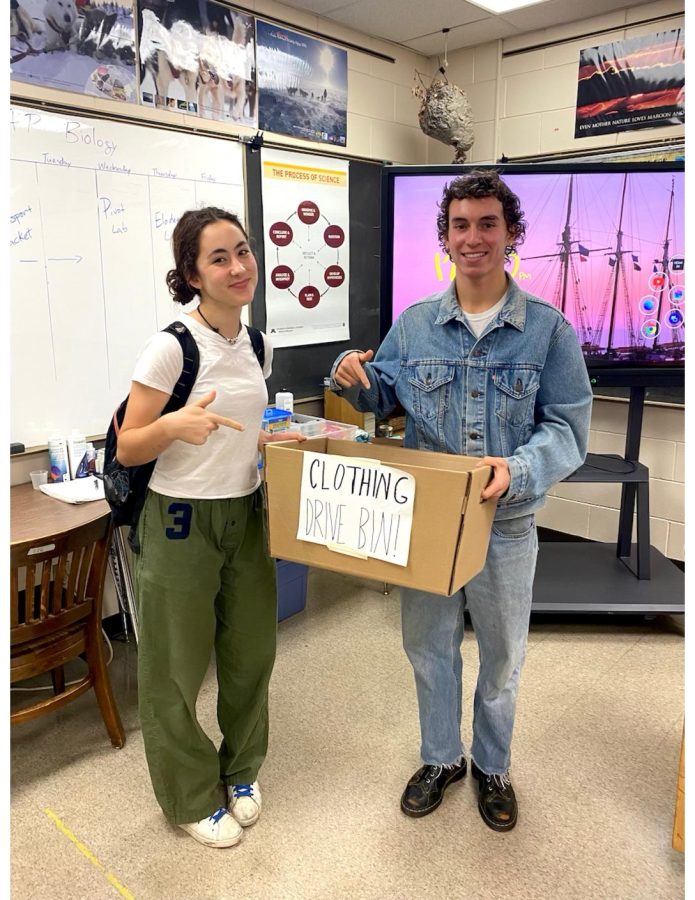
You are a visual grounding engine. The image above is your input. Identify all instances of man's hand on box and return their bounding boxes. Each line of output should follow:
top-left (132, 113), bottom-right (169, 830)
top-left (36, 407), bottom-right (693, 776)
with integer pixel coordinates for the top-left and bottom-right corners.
top-left (335, 350), bottom-right (374, 390)
top-left (476, 456), bottom-right (511, 501)
top-left (257, 430), bottom-right (307, 451)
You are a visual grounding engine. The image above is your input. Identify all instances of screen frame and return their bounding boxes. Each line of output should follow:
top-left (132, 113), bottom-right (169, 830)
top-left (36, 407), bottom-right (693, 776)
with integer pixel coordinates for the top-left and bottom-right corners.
top-left (380, 160), bottom-right (685, 389)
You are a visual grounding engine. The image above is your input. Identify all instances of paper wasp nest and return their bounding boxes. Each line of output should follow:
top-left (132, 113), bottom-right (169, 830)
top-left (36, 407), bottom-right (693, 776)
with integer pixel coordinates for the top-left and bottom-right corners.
top-left (413, 75), bottom-right (474, 163)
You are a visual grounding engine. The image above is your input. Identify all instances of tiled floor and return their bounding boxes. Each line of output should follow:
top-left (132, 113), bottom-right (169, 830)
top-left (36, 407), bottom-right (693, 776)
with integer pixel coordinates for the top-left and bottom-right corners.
top-left (10, 568), bottom-right (685, 899)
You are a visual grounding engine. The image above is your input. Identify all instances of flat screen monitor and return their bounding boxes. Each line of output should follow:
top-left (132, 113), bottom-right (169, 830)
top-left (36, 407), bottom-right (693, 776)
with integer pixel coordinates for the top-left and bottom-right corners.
top-left (381, 162), bottom-right (685, 387)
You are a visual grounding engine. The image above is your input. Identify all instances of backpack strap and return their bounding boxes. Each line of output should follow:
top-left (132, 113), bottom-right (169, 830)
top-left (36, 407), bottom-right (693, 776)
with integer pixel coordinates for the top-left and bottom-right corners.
top-left (245, 325), bottom-right (265, 370)
top-left (122, 322), bottom-right (199, 554)
top-left (161, 321), bottom-right (200, 413)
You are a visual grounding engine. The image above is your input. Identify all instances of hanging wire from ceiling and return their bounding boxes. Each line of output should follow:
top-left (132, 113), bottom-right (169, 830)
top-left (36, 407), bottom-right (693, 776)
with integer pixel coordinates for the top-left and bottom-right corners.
top-left (439, 28), bottom-right (450, 76)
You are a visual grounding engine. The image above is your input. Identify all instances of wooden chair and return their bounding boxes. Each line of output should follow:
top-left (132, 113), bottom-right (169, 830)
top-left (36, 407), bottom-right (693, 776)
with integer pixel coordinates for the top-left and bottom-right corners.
top-left (10, 514), bottom-right (125, 748)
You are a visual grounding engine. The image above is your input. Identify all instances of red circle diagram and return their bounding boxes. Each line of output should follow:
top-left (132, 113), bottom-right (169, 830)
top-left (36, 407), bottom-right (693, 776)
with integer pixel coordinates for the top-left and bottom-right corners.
top-left (271, 265), bottom-right (294, 289)
top-left (269, 222), bottom-right (293, 246)
top-left (324, 225), bottom-right (345, 248)
top-left (299, 286), bottom-right (321, 308)
top-left (324, 265), bottom-right (345, 287)
top-left (297, 201), bottom-right (320, 225)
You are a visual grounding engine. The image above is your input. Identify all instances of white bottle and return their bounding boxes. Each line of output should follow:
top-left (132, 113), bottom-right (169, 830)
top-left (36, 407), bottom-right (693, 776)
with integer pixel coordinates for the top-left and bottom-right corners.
top-left (275, 390), bottom-right (294, 413)
top-left (66, 431), bottom-right (88, 479)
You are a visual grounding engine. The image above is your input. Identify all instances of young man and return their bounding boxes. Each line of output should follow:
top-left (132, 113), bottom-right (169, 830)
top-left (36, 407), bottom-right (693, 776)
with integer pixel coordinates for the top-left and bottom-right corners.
top-left (331, 170), bottom-right (592, 831)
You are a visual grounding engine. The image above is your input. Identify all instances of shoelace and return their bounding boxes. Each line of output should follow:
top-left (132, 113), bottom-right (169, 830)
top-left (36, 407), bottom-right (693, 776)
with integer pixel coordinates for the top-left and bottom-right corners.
top-left (423, 766), bottom-right (442, 784)
top-left (209, 807), bottom-right (228, 824)
top-left (232, 783), bottom-right (254, 799)
top-left (423, 760), bottom-right (463, 784)
top-left (485, 773), bottom-right (512, 791)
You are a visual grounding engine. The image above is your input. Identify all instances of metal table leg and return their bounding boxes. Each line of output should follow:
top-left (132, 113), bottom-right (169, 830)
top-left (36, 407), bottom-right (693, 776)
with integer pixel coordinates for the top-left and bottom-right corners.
top-left (108, 526), bottom-right (139, 645)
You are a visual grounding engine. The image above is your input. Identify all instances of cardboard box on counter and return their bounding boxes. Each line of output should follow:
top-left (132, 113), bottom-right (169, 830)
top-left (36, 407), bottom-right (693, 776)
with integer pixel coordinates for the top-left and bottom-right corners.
top-left (264, 438), bottom-right (497, 596)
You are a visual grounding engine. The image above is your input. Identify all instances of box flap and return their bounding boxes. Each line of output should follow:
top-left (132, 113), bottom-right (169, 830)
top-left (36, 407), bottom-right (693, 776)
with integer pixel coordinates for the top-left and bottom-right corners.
top-left (449, 465), bottom-right (497, 594)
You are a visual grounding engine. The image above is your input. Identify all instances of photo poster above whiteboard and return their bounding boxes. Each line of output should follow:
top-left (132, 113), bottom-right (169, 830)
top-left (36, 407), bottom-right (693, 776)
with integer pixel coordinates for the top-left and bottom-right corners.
top-left (10, 104), bottom-right (245, 448)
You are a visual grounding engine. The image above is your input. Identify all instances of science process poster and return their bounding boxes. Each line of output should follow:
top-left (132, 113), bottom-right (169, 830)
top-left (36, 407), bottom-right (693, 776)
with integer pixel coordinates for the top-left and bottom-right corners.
top-left (261, 148), bottom-right (350, 348)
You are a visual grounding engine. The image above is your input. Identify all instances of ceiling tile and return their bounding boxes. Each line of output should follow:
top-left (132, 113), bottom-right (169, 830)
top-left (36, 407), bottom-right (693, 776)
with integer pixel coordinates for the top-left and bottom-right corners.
top-left (404, 17), bottom-right (520, 55)
top-left (501, 0), bottom-right (631, 31)
top-left (290, 0), bottom-right (490, 43)
top-left (271, 0), bottom-right (680, 57)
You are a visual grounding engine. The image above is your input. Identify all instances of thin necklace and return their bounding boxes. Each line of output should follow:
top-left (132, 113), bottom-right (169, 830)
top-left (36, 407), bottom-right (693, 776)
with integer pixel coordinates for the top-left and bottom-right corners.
top-left (197, 306), bottom-right (242, 345)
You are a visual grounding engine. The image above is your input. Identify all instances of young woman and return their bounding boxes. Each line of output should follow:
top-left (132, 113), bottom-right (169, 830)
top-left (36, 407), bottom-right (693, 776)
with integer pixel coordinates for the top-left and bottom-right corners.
top-left (118, 207), bottom-right (304, 848)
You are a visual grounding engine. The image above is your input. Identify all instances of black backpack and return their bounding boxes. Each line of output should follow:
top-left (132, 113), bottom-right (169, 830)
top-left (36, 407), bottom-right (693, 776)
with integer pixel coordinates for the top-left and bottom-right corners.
top-left (103, 320), bottom-right (265, 553)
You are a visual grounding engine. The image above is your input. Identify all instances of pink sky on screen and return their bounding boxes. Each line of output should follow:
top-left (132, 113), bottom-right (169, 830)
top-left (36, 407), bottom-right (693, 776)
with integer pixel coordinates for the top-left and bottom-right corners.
top-left (391, 170), bottom-right (684, 354)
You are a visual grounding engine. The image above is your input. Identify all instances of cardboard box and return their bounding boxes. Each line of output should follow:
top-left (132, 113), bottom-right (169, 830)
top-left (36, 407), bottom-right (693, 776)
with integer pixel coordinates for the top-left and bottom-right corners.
top-left (264, 438), bottom-right (497, 596)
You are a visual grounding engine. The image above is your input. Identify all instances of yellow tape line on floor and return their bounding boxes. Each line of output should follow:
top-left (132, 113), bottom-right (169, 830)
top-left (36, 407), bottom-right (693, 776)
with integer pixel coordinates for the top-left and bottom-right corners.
top-left (44, 809), bottom-right (135, 900)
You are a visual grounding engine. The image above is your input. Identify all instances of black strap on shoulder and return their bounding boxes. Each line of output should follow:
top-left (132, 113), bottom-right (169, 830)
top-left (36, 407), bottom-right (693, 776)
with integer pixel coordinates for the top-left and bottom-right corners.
top-left (161, 321), bottom-right (200, 413)
top-left (246, 325), bottom-right (265, 370)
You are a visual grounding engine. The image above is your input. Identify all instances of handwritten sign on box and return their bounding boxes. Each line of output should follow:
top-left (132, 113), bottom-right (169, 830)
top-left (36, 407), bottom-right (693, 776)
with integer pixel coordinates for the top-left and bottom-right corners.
top-left (296, 451), bottom-right (415, 566)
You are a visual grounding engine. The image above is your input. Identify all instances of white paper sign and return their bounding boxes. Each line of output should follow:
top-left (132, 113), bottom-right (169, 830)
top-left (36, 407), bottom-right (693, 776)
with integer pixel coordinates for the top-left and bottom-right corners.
top-left (297, 452), bottom-right (415, 567)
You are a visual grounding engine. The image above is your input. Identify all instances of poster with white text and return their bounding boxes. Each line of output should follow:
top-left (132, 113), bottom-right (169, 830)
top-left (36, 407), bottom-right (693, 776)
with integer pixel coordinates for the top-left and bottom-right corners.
top-left (261, 148), bottom-right (350, 348)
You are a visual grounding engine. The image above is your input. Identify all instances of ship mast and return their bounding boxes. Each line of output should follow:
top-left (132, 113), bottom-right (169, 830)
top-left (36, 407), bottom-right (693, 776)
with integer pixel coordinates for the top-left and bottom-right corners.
top-left (559, 175), bottom-right (574, 317)
top-left (652, 177), bottom-right (675, 350)
top-left (606, 173), bottom-right (628, 355)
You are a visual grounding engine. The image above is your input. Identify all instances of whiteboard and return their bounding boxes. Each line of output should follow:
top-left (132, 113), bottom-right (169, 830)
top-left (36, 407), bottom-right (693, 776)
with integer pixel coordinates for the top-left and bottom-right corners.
top-left (10, 104), bottom-right (246, 448)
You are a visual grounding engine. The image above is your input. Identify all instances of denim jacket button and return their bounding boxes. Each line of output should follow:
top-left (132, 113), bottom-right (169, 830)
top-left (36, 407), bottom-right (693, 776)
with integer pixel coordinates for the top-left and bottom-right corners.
top-left (471, 390), bottom-right (480, 398)
top-left (469, 432), bottom-right (480, 440)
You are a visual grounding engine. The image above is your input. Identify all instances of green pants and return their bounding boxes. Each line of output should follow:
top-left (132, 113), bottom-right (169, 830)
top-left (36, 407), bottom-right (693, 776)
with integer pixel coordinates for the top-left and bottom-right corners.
top-left (134, 487), bottom-right (277, 824)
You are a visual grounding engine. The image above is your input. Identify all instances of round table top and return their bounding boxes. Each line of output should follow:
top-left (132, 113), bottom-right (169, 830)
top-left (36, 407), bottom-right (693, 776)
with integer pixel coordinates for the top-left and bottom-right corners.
top-left (10, 482), bottom-right (111, 546)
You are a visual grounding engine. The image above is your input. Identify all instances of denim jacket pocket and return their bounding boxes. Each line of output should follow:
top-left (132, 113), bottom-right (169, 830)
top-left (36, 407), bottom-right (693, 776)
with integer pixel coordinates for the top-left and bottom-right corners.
top-left (407, 363), bottom-right (456, 451)
top-left (407, 364), bottom-right (456, 420)
top-left (493, 367), bottom-right (541, 427)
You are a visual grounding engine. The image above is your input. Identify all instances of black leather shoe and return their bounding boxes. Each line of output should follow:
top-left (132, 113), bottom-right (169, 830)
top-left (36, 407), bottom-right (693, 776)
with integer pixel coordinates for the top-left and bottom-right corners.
top-left (471, 760), bottom-right (518, 831)
top-left (400, 758), bottom-right (467, 817)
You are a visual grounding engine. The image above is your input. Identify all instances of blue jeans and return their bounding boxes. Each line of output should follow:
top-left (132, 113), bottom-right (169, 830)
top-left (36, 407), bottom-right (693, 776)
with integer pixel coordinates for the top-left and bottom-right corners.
top-left (401, 514), bottom-right (538, 775)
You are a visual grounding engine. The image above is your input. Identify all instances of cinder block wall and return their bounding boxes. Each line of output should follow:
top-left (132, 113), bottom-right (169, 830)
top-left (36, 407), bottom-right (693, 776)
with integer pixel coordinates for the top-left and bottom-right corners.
top-left (425, 0), bottom-right (684, 165)
top-left (543, 399), bottom-right (685, 560)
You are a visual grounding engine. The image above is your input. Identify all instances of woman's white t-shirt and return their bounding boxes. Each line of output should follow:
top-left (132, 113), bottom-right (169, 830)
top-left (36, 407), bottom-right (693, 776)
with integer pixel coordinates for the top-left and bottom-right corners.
top-left (131, 315), bottom-right (272, 500)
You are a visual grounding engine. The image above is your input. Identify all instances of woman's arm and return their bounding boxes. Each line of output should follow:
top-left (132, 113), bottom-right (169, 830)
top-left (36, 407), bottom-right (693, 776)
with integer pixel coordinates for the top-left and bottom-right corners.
top-left (117, 383), bottom-right (238, 467)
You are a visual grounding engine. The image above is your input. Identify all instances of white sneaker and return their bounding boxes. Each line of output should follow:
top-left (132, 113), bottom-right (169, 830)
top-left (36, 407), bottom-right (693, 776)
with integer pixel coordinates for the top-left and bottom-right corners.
top-left (179, 807), bottom-right (243, 848)
top-left (228, 781), bottom-right (262, 827)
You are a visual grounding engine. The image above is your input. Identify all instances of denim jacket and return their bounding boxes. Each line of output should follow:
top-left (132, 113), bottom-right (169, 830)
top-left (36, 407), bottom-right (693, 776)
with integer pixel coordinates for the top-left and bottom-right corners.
top-left (330, 277), bottom-right (593, 520)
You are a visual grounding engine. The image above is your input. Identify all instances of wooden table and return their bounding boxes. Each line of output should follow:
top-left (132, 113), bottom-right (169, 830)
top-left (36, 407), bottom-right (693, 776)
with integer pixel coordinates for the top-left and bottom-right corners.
top-left (10, 484), bottom-right (137, 640)
top-left (11, 482), bottom-right (110, 545)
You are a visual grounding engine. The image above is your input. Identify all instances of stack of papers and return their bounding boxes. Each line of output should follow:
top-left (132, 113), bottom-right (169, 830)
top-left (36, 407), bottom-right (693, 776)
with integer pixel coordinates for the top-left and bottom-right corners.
top-left (40, 478), bottom-right (106, 504)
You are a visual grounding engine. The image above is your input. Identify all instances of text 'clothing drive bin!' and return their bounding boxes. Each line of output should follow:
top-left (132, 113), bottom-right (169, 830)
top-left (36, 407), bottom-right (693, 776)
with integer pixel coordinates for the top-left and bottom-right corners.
top-left (263, 438), bottom-right (497, 597)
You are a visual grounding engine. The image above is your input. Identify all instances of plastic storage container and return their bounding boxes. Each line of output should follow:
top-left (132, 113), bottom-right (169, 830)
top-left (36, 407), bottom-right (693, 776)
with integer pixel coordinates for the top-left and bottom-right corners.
top-left (276, 559), bottom-right (309, 621)
top-left (291, 415), bottom-right (358, 441)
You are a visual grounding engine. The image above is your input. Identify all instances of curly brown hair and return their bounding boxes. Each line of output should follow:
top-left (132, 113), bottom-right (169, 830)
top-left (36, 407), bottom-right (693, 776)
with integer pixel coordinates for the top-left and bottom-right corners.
top-left (436, 169), bottom-right (527, 258)
top-left (166, 207), bottom-right (249, 304)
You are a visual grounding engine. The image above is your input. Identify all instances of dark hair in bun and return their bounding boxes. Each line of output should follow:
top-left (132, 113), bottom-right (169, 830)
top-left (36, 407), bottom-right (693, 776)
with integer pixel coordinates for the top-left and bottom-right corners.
top-left (165, 207), bottom-right (249, 304)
